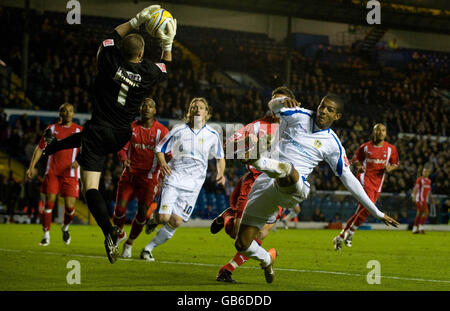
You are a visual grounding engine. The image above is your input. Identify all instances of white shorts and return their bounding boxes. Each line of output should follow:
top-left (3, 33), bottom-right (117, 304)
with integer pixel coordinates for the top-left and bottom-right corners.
top-left (158, 184), bottom-right (201, 222)
top-left (241, 173), bottom-right (310, 229)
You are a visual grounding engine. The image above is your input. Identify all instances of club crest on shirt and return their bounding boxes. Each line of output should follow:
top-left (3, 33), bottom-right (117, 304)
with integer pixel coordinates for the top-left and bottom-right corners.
top-left (314, 140), bottom-right (322, 149)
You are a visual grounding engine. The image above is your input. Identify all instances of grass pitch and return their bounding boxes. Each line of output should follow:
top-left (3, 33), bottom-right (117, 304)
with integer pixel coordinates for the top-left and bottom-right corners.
top-left (0, 224), bottom-right (449, 291)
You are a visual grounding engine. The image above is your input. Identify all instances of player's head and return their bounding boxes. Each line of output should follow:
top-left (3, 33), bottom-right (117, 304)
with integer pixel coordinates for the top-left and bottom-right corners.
top-left (121, 33), bottom-right (145, 62)
top-left (271, 86), bottom-right (295, 100)
top-left (140, 97), bottom-right (156, 121)
top-left (422, 165), bottom-right (432, 178)
top-left (316, 93), bottom-right (344, 129)
top-left (58, 103), bottom-right (74, 125)
top-left (185, 97), bottom-right (211, 127)
top-left (372, 123), bottom-right (387, 144)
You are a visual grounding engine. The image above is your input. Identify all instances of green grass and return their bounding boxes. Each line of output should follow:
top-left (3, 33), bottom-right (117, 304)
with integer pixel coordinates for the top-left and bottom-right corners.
top-left (0, 224), bottom-right (449, 291)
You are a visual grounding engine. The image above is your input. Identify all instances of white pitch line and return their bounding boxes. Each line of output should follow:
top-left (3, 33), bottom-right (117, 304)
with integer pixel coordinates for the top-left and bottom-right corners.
top-left (1, 247), bottom-right (450, 284)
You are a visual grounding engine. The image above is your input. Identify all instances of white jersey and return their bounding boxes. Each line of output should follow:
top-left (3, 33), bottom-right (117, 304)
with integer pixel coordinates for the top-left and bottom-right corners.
top-left (273, 106), bottom-right (350, 178)
top-left (156, 123), bottom-right (224, 191)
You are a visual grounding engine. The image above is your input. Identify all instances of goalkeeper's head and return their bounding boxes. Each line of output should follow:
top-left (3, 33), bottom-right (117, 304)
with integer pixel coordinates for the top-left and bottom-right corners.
top-left (121, 33), bottom-right (145, 62)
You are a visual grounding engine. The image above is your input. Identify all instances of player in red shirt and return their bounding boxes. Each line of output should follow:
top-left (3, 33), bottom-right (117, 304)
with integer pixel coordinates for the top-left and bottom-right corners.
top-left (333, 123), bottom-right (399, 250)
top-left (411, 166), bottom-right (435, 234)
top-left (112, 98), bottom-right (169, 258)
top-left (210, 86), bottom-right (295, 283)
top-left (26, 104), bottom-right (83, 246)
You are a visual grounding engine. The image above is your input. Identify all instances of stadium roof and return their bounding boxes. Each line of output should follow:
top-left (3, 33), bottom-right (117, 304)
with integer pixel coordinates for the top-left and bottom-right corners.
top-left (152, 0), bottom-right (450, 34)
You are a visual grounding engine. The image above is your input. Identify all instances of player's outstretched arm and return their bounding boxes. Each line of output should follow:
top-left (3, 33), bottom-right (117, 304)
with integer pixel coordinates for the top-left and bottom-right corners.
top-left (339, 170), bottom-right (399, 227)
top-left (268, 96), bottom-right (300, 113)
top-left (26, 146), bottom-right (43, 179)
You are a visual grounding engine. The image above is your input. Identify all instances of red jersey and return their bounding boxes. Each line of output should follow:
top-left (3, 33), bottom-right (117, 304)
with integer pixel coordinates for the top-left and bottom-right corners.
top-left (118, 120), bottom-right (169, 178)
top-left (38, 122), bottom-right (83, 178)
top-left (414, 177), bottom-right (432, 204)
top-left (352, 141), bottom-right (399, 192)
top-left (227, 116), bottom-right (279, 174)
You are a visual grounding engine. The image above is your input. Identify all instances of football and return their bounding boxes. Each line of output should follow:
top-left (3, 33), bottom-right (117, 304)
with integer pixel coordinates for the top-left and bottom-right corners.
top-left (145, 8), bottom-right (173, 37)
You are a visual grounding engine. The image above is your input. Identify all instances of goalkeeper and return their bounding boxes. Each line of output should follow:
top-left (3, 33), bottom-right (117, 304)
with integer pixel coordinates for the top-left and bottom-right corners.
top-left (42, 4), bottom-right (177, 264)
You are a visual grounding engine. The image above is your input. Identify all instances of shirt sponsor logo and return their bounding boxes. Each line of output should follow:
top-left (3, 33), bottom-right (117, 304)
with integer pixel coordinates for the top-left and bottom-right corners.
top-left (133, 143), bottom-right (154, 150)
top-left (366, 158), bottom-right (387, 164)
top-left (102, 39), bottom-right (114, 47)
top-left (155, 63), bottom-right (167, 73)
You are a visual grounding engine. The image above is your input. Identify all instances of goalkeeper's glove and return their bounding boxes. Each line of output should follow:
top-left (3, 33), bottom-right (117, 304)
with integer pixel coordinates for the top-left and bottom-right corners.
top-left (129, 4), bottom-right (161, 29)
top-left (157, 18), bottom-right (177, 52)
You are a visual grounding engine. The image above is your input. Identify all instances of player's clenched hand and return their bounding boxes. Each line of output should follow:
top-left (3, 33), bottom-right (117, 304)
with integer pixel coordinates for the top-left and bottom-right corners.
top-left (124, 159), bottom-right (131, 170)
top-left (26, 168), bottom-right (34, 180)
top-left (70, 160), bottom-right (79, 169)
top-left (216, 175), bottom-right (226, 187)
top-left (160, 163), bottom-right (172, 177)
top-left (381, 214), bottom-right (399, 228)
top-left (130, 4), bottom-right (161, 29)
top-left (282, 98), bottom-right (300, 109)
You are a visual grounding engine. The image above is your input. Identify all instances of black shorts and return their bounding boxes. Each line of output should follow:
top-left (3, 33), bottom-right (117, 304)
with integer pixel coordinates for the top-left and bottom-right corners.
top-left (76, 121), bottom-right (131, 172)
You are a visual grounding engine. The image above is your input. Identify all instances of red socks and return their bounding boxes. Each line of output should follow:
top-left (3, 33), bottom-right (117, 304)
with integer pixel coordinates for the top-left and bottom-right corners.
top-left (42, 201), bottom-right (55, 231)
top-left (127, 214), bottom-right (149, 245)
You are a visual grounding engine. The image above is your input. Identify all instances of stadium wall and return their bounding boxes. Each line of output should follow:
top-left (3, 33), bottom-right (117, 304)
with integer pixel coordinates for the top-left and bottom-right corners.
top-left (2, 0), bottom-right (450, 52)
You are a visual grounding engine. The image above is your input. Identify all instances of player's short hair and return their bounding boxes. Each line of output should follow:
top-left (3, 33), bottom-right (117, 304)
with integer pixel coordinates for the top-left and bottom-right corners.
top-left (323, 93), bottom-right (344, 113)
top-left (184, 97), bottom-right (211, 123)
top-left (272, 86), bottom-right (295, 99)
top-left (141, 97), bottom-right (156, 108)
top-left (121, 34), bottom-right (145, 60)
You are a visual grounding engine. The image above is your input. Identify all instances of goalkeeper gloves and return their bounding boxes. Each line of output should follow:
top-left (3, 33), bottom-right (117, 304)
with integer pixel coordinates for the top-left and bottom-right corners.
top-left (129, 4), bottom-right (161, 29)
top-left (157, 18), bottom-right (177, 52)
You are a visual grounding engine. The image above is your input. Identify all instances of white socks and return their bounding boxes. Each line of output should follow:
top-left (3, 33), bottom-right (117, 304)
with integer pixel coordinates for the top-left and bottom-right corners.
top-left (251, 157), bottom-right (292, 178)
top-left (240, 240), bottom-right (272, 267)
top-left (145, 224), bottom-right (176, 252)
top-left (43, 230), bottom-right (50, 239)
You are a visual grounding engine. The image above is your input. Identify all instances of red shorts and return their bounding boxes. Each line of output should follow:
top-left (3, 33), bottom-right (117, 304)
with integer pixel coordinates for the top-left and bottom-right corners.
top-left (416, 202), bottom-right (429, 213)
top-left (116, 171), bottom-right (158, 207)
top-left (229, 171), bottom-right (262, 219)
top-left (41, 174), bottom-right (79, 198)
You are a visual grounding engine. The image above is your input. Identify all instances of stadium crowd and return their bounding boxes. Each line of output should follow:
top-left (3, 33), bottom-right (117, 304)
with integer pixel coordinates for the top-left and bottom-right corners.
top-left (0, 7), bottom-right (448, 224)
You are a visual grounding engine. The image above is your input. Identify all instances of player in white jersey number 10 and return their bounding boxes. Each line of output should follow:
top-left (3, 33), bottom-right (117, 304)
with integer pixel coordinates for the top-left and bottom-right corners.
top-left (140, 98), bottom-right (226, 261)
top-left (234, 93), bottom-right (400, 283)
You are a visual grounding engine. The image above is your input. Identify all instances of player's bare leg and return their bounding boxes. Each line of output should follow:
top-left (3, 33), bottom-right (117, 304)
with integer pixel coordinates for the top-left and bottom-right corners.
top-left (142, 213), bottom-right (182, 261)
top-left (122, 202), bottom-right (150, 258)
top-left (40, 193), bottom-right (56, 246)
top-left (61, 196), bottom-right (76, 245)
top-left (81, 169), bottom-right (121, 263)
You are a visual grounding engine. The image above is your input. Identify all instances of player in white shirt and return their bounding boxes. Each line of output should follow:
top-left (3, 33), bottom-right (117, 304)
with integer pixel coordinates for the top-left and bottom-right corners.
top-left (141, 97), bottom-right (226, 261)
top-left (235, 93), bottom-right (400, 283)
